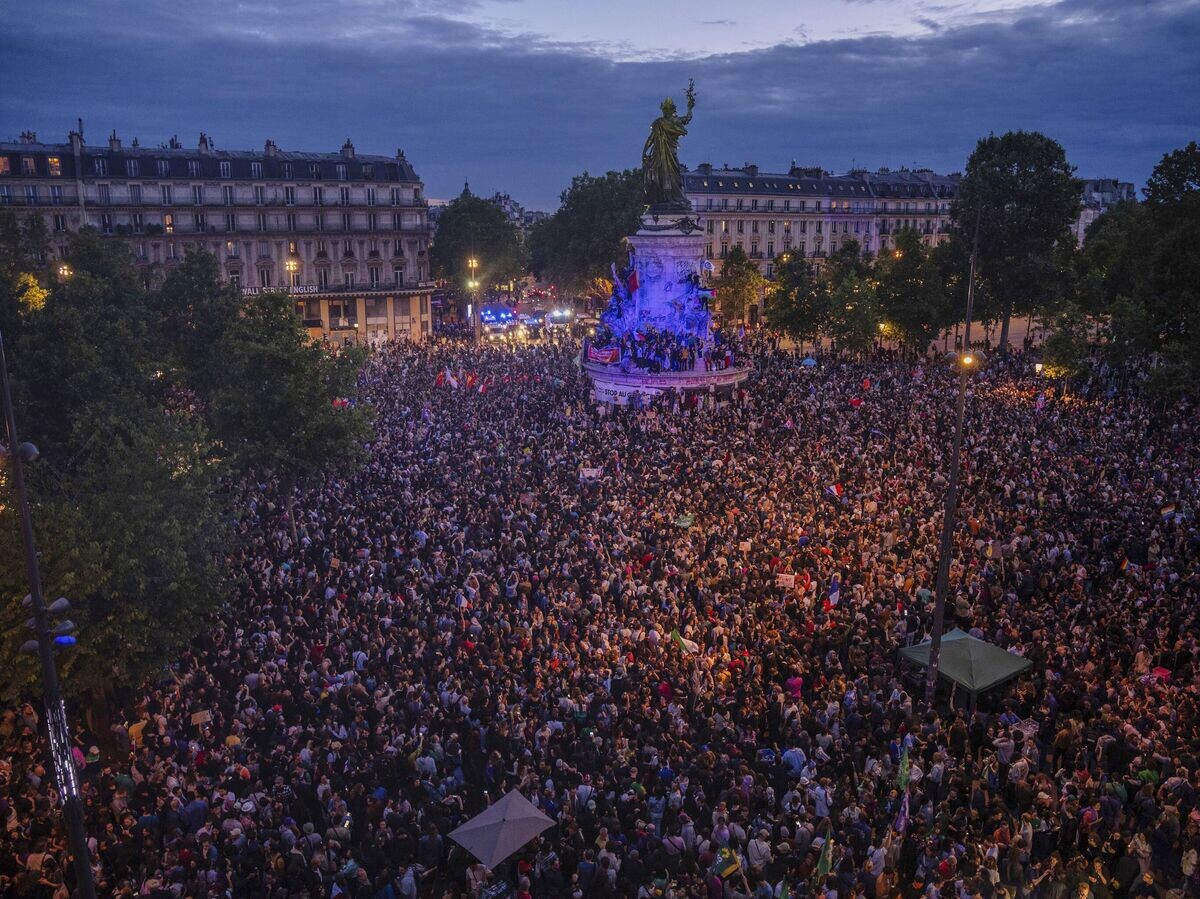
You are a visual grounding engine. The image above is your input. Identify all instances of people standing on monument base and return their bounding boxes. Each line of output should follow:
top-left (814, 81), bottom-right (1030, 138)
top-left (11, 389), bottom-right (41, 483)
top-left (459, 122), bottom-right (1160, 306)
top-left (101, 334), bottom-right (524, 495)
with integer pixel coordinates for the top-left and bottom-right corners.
top-left (0, 337), bottom-right (1197, 899)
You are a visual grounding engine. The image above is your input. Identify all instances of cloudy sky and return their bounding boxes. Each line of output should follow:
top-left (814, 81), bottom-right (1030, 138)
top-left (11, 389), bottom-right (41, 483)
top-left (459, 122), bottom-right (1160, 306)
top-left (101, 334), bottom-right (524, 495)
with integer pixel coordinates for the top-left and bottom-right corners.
top-left (3, 0), bottom-right (1197, 209)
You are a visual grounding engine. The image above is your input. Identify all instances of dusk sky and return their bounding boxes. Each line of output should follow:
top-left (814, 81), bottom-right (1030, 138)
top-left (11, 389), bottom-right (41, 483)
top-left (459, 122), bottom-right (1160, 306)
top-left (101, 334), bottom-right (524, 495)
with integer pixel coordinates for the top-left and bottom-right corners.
top-left (3, 0), bottom-right (1197, 209)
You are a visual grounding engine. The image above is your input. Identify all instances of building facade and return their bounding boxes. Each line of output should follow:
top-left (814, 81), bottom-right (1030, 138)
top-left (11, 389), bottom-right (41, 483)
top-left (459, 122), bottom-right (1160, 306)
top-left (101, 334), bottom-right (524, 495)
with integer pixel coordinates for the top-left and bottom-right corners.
top-left (683, 162), bottom-right (960, 283)
top-left (0, 128), bottom-right (436, 344)
top-left (1072, 178), bottom-right (1136, 245)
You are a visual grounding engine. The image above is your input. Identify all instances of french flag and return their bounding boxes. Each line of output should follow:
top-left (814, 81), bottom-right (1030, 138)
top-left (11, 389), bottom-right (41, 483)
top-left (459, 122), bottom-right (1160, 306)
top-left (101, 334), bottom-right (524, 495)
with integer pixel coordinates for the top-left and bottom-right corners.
top-left (828, 574), bottom-right (841, 606)
top-left (826, 483), bottom-right (843, 500)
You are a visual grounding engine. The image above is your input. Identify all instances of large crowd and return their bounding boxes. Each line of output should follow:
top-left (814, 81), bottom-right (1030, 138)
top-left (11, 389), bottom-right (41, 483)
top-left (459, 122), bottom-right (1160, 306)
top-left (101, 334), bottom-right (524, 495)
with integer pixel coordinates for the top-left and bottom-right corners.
top-left (1, 336), bottom-right (1198, 899)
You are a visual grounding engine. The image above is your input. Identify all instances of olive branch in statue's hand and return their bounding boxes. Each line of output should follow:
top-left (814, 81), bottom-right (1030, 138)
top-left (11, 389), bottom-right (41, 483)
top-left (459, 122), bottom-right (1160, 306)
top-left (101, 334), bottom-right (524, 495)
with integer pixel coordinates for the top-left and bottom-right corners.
top-left (685, 78), bottom-right (696, 109)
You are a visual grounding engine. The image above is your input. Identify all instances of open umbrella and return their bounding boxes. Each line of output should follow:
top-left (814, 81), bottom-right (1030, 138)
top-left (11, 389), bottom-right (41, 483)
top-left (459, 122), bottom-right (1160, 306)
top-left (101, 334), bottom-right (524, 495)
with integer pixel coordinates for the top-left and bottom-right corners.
top-left (801, 357), bottom-right (817, 368)
top-left (449, 790), bottom-right (554, 869)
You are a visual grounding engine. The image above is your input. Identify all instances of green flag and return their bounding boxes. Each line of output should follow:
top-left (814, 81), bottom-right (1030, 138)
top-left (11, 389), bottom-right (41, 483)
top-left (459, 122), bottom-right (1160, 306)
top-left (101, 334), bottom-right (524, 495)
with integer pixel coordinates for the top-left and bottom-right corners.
top-left (779, 879), bottom-right (790, 899)
top-left (708, 846), bottom-right (740, 879)
top-left (671, 628), bottom-right (699, 654)
top-left (896, 744), bottom-right (910, 789)
top-left (815, 824), bottom-right (833, 883)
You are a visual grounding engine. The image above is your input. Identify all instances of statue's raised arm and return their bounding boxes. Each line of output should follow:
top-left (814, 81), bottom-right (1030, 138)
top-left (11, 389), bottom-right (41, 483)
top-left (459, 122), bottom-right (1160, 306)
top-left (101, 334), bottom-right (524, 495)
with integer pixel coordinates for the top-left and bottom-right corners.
top-left (642, 80), bottom-right (697, 212)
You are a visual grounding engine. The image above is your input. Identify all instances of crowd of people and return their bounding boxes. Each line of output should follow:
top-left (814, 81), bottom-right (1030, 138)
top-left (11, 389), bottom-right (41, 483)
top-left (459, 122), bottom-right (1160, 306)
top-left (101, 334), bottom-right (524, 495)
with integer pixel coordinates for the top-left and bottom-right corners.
top-left (1, 336), bottom-right (1197, 899)
top-left (588, 327), bottom-right (744, 374)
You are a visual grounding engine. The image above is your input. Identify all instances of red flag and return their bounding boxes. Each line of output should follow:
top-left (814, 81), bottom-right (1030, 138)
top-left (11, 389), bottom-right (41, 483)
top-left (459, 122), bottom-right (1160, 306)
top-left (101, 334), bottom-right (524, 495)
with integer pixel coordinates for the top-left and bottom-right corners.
top-left (627, 269), bottom-right (639, 293)
top-left (849, 397), bottom-right (863, 409)
top-left (435, 370), bottom-right (445, 387)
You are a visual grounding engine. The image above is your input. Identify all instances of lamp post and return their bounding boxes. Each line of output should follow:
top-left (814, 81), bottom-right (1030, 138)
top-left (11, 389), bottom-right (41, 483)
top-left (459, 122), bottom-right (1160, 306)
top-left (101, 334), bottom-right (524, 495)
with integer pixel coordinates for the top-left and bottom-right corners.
top-left (924, 210), bottom-right (982, 706)
top-left (285, 257), bottom-right (299, 289)
top-left (0, 331), bottom-right (98, 899)
top-left (467, 257), bottom-right (480, 342)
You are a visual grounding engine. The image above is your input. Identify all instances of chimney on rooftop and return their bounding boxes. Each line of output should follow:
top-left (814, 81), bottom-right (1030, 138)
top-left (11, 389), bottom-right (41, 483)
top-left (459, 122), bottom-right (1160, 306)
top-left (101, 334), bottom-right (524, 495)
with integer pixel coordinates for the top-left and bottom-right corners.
top-left (264, 139), bottom-right (278, 158)
top-left (745, 163), bottom-right (759, 177)
top-left (697, 162), bottom-right (712, 175)
top-left (198, 133), bottom-right (211, 154)
top-left (109, 130), bottom-right (121, 151)
top-left (340, 138), bottom-right (355, 159)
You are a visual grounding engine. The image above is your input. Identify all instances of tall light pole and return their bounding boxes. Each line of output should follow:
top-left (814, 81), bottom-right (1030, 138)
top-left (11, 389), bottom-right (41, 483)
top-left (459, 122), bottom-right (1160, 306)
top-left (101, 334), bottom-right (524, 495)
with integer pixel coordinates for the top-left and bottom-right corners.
top-left (924, 210), bottom-right (981, 705)
top-left (467, 256), bottom-right (480, 342)
top-left (0, 331), bottom-right (98, 899)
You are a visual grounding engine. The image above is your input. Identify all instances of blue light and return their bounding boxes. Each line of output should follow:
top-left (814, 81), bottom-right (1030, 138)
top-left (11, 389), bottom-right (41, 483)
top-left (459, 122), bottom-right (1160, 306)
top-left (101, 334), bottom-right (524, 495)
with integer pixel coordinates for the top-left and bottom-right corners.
top-left (54, 635), bottom-right (77, 646)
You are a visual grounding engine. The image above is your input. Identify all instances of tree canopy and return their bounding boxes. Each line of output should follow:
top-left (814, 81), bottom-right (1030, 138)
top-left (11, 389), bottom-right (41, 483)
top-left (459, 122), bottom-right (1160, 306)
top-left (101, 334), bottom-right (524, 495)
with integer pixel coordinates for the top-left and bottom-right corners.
top-left (430, 188), bottom-right (525, 289)
top-left (951, 131), bottom-right (1080, 351)
top-left (710, 246), bottom-right (764, 324)
top-left (527, 170), bottom-right (644, 297)
top-left (0, 218), bottom-right (372, 701)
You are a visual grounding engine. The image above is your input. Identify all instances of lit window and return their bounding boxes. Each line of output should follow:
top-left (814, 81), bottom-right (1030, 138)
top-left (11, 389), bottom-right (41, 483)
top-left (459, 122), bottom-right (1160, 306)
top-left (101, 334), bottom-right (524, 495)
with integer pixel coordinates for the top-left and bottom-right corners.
top-left (0, 158), bottom-right (9, 175)
top-left (47, 157), bottom-right (61, 176)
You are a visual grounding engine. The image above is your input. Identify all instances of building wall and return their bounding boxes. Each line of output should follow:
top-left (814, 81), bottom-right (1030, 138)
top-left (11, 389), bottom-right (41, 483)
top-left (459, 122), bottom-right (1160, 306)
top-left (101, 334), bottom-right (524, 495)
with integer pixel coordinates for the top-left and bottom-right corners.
top-left (0, 129), bottom-right (437, 344)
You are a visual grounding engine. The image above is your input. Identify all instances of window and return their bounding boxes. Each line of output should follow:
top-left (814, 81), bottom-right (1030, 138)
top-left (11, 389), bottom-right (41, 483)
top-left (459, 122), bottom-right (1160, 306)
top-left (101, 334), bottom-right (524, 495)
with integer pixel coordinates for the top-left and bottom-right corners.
top-left (229, 271), bottom-right (240, 288)
top-left (192, 185), bottom-right (204, 205)
top-left (341, 212), bottom-right (352, 231)
top-left (157, 159), bottom-right (170, 177)
top-left (369, 266), bottom-right (380, 288)
top-left (309, 163), bottom-right (321, 179)
top-left (767, 241), bottom-right (774, 256)
top-left (751, 199), bottom-right (759, 211)
top-left (368, 213), bottom-right (377, 231)
top-left (342, 239), bottom-right (353, 257)
top-left (315, 213), bottom-right (325, 232)
top-left (343, 272), bottom-right (355, 288)
top-left (706, 220), bottom-right (713, 234)
top-left (721, 198), bottom-right (728, 210)
top-left (736, 199), bottom-right (744, 210)
top-left (705, 243), bottom-right (713, 258)
top-left (166, 243), bottom-right (177, 260)
top-left (393, 266), bottom-right (404, 285)
top-left (131, 213), bottom-right (143, 233)
top-left (18, 157), bottom-right (35, 176)
top-left (259, 268), bottom-right (272, 288)
top-left (392, 213), bottom-right (402, 230)
top-left (736, 221), bottom-right (744, 235)
top-left (286, 213), bottom-right (296, 231)
top-left (313, 186), bottom-right (323, 206)
top-left (223, 186), bottom-right (235, 205)
top-left (53, 214), bottom-right (67, 232)
top-left (318, 268), bottom-right (330, 289)
top-left (194, 213), bottom-right (207, 231)
top-left (93, 157), bottom-right (108, 176)
top-left (225, 213), bottom-right (237, 232)
top-left (284, 186), bottom-right (295, 206)
top-left (46, 157), bottom-right (61, 177)
top-left (366, 188), bottom-right (376, 207)
top-left (225, 240), bottom-right (239, 257)
top-left (362, 164), bottom-right (373, 179)
top-left (125, 159), bottom-right (139, 177)
top-left (720, 243), bottom-right (728, 258)
top-left (164, 213), bottom-right (174, 233)
top-left (24, 185), bottom-right (37, 205)
top-left (101, 213), bottom-right (113, 233)
top-left (0, 158), bottom-right (9, 175)
top-left (340, 186), bottom-right (351, 206)
top-left (0, 186), bottom-right (9, 205)
top-left (290, 267), bottom-right (301, 289)
top-left (751, 221), bottom-right (759, 234)
top-left (257, 213), bottom-right (268, 232)
top-left (250, 162), bottom-right (262, 179)
top-left (282, 163), bottom-right (292, 178)
top-left (128, 184), bottom-right (141, 205)
top-left (51, 185), bottom-right (63, 205)
top-left (98, 184), bottom-right (111, 204)
top-left (706, 198), bottom-right (713, 210)
top-left (257, 240), bottom-right (269, 257)
top-left (188, 160), bottom-right (201, 177)
top-left (391, 188), bottom-right (402, 206)
top-left (254, 186), bottom-right (265, 206)
top-left (161, 185), bottom-right (172, 205)
top-left (799, 221), bottom-right (807, 234)
top-left (336, 163), bottom-right (347, 180)
top-left (220, 161), bottom-right (231, 178)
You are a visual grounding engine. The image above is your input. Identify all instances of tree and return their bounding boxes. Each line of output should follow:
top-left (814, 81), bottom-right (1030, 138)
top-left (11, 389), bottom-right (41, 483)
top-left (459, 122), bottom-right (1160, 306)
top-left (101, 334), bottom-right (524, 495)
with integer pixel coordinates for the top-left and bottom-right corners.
top-left (430, 187), bottom-right (525, 291)
top-left (764, 252), bottom-right (823, 343)
top-left (0, 210), bottom-right (50, 340)
top-left (877, 229), bottom-right (952, 355)
top-left (711, 246), bottom-right (764, 324)
top-left (952, 131), bottom-right (1080, 353)
top-left (0, 232), bottom-right (226, 702)
top-left (527, 170), bottom-right (644, 297)
top-left (1040, 305), bottom-right (1091, 380)
top-left (1077, 142), bottom-right (1200, 395)
top-left (207, 290), bottom-right (373, 536)
top-left (824, 272), bottom-right (880, 353)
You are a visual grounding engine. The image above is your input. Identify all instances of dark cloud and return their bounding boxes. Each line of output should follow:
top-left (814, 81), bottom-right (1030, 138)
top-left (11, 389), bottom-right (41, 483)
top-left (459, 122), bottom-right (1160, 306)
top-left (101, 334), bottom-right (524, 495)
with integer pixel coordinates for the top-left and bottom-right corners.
top-left (702, 19), bottom-right (737, 26)
top-left (1, 0), bottom-right (1196, 209)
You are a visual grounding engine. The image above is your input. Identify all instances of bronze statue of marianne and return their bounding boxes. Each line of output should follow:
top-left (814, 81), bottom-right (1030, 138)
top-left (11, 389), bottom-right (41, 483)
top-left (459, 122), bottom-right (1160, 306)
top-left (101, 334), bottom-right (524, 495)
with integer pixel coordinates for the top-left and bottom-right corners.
top-left (642, 79), bottom-right (696, 211)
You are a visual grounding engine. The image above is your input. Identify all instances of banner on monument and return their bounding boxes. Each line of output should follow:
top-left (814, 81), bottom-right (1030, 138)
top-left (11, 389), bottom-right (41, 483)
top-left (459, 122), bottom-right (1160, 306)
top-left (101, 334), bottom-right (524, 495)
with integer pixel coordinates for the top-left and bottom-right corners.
top-left (588, 345), bottom-right (620, 365)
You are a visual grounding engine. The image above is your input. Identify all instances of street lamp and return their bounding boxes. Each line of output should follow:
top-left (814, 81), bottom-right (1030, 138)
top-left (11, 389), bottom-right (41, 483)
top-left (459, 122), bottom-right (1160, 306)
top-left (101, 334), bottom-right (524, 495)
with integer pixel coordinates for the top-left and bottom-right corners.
top-left (0, 332), bottom-right (98, 899)
top-left (285, 257), bottom-right (299, 289)
top-left (57, 264), bottom-right (73, 280)
top-left (1034, 362), bottom-right (1044, 375)
top-left (924, 210), bottom-right (982, 706)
